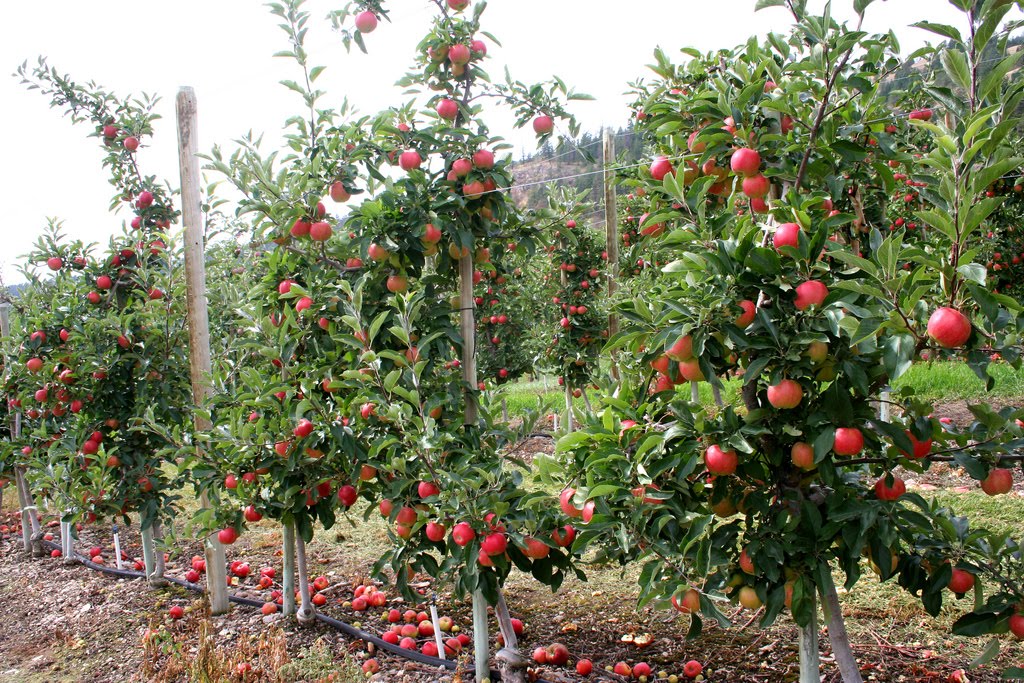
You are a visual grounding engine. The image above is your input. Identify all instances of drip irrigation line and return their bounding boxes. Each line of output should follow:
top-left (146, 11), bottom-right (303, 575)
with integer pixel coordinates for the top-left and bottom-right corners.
top-left (35, 539), bottom-right (546, 683)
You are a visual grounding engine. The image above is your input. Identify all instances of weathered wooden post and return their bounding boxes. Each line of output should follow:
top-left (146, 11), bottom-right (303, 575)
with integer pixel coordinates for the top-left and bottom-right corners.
top-left (457, 252), bottom-right (498, 682)
top-left (176, 86), bottom-right (229, 614)
top-left (603, 129), bottom-right (620, 381)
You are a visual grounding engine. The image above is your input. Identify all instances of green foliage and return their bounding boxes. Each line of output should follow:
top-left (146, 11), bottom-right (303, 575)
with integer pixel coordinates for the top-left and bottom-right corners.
top-left (551, 0), bottom-right (1024, 674)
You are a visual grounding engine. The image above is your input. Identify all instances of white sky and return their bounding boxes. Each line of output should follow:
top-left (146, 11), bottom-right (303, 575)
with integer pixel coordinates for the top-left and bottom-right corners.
top-left (0, 0), bottom-right (986, 284)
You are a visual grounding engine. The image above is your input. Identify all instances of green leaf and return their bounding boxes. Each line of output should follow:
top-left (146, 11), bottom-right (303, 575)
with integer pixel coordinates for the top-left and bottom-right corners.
top-left (956, 263), bottom-right (987, 286)
top-left (969, 638), bottom-right (1000, 667)
top-left (972, 158), bottom-right (1024, 197)
top-left (952, 451), bottom-right (988, 480)
top-left (951, 610), bottom-right (998, 637)
top-left (980, 51), bottom-right (1023, 103)
top-left (940, 48), bottom-right (971, 93)
top-left (754, 0), bottom-right (786, 8)
top-left (974, 2), bottom-right (1012, 57)
top-left (883, 334), bottom-right (915, 380)
top-left (911, 21), bottom-right (962, 43)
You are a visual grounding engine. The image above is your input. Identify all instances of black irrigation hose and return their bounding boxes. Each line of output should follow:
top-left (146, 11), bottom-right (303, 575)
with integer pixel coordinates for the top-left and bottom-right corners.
top-left (38, 539), bottom-right (542, 683)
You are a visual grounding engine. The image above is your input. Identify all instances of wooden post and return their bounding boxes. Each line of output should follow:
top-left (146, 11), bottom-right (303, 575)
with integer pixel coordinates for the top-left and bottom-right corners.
top-left (458, 254), bottom-right (480, 425)
top-left (603, 129), bottom-right (620, 380)
top-left (559, 267), bottom-right (574, 434)
top-left (176, 87), bottom-right (229, 615)
top-left (458, 252), bottom-right (490, 681)
top-left (0, 303), bottom-right (40, 553)
top-left (564, 385), bottom-right (574, 433)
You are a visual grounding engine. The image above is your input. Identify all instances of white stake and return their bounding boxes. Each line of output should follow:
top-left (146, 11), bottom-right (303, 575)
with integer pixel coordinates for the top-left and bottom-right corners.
top-left (430, 595), bottom-right (445, 661)
top-left (112, 524), bottom-right (124, 570)
top-left (472, 590), bottom-right (489, 682)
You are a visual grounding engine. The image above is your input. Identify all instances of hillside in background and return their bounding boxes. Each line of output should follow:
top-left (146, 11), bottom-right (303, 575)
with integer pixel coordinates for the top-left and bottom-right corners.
top-left (511, 126), bottom-right (644, 212)
top-left (511, 34), bottom-right (1024, 214)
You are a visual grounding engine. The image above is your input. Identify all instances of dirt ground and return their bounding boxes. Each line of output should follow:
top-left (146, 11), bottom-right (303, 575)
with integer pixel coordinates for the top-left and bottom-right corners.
top-left (0, 398), bottom-right (1021, 682)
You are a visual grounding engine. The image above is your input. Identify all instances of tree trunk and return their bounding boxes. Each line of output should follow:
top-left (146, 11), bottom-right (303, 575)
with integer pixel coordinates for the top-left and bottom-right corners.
top-left (282, 522), bottom-right (296, 617)
top-left (494, 591), bottom-right (527, 683)
top-left (798, 590), bottom-right (822, 683)
top-left (149, 519), bottom-right (167, 586)
top-left (14, 467), bottom-right (40, 555)
top-left (62, 519), bottom-right (76, 564)
top-left (295, 531), bottom-right (315, 625)
top-left (820, 572), bottom-right (863, 683)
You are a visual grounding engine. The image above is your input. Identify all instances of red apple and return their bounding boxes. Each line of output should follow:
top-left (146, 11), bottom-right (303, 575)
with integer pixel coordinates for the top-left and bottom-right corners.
top-left (436, 98), bottom-right (458, 120)
top-left (766, 379), bottom-right (803, 409)
top-left (742, 173), bottom-right (770, 198)
top-left (551, 525), bottom-right (575, 547)
top-left (980, 468), bottom-right (1013, 495)
top-left (452, 522), bottom-right (475, 546)
top-left (650, 155), bottom-right (675, 181)
top-left (794, 280), bottom-right (828, 310)
top-left (399, 150), bottom-right (422, 171)
top-left (386, 275), bottom-right (408, 293)
top-left (1009, 613), bottom-right (1024, 639)
top-left (481, 532), bottom-right (507, 556)
top-left (218, 527), bottom-right (239, 545)
top-left (417, 481), bottom-right (440, 498)
top-left (833, 427), bottom-right (864, 456)
top-left (773, 222), bottom-right (801, 251)
top-left (791, 442), bottom-right (815, 470)
top-left (559, 487), bottom-right (581, 517)
top-left (672, 588), bottom-right (701, 614)
top-left (472, 148), bottom-right (494, 169)
top-left (448, 43), bottom-right (471, 65)
top-left (329, 181), bottom-right (350, 202)
top-left (736, 299), bottom-right (757, 328)
top-left (730, 147), bottom-right (762, 176)
top-left (422, 223), bottom-right (442, 244)
top-left (927, 307), bottom-right (971, 348)
top-left (368, 243), bottom-right (390, 262)
top-left (874, 475), bottom-right (906, 501)
top-left (354, 10), bottom-right (378, 32)
top-left (309, 221), bottom-right (332, 241)
top-left (948, 568), bottom-right (975, 594)
top-left (705, 444), bottom-right (738, 475)
top-left (532, 115), bottom-right (554, 135)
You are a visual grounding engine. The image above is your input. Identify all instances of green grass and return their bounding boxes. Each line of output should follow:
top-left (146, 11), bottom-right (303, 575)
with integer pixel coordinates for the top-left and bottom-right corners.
top-left (892, 360), bottom-right (1024, 401)
top-left (493, 361), bottom-right (1024, 428)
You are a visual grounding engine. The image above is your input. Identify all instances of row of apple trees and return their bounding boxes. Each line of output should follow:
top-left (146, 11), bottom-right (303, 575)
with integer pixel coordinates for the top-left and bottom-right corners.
top-left (2, 63), bottom-right (194, 583)
top-left (547, 0), bottom-right (1024, 680)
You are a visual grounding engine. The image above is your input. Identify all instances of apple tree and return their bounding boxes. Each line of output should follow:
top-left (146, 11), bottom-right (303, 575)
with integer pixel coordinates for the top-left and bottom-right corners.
top-left (17, 62), bottom-right (196, 584)
top-left (550, 1), bottom-right (1024, 680)
top-left (199, 4), bottom-right (587, 666)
